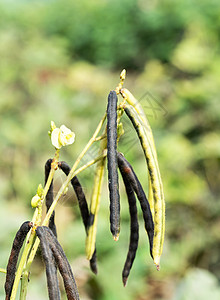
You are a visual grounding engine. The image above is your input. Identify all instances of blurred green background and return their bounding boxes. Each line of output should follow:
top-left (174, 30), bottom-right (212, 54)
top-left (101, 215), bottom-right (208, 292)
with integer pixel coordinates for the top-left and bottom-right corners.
top-left (0, 0), bottom-right (220, 299)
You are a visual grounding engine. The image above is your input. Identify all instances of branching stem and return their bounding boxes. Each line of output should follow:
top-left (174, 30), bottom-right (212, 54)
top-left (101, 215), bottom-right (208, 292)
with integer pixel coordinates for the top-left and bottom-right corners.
top-left (11, 151), bottom-right (59, 300)
top-left (0, 268), bottom-right (6, 273)
top-left (10, 114), bottom-right (107, 300)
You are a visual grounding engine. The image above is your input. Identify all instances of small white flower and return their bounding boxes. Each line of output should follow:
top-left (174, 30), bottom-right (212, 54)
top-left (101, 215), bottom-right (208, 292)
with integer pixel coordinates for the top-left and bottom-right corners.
top-left (59, 125), bottom-right (75, 146)
top-left (51, 128), bottom-right (62, 149)
top-left (50, 122), bottom-right (75, 149)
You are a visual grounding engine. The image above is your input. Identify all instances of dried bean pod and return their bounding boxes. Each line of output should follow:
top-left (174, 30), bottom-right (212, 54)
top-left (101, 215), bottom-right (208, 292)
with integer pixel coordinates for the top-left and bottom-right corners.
top-left (86, 156), bottom-right (106, 260)
top-left (58, 161), bottom-right (97, 274)
top-left (42, 226), bottom-right (80, 300)
top-left (119, 168), bottom-right (139, 286)
top-left (45, 159), bottom-right (57, 237)
top-left (58, 161), bottom-right (89, 228)
top-left (5, 221), bottom-right (32, 300)
top-left (107, 90), bottom-right (120, 240)
top-left (124, 104), bottom-right (165, 268)
top-left (89, 249), bottom-right (97, 275)
top-left (117, 152), bottom-right (154, 258)
top-left (36, 226), bottom-right (61, 300)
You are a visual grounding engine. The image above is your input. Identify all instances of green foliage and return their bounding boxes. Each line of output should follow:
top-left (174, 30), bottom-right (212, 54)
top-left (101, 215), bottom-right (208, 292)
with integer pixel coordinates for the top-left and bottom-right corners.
top-left (1, 0), bottom-right (220, 70)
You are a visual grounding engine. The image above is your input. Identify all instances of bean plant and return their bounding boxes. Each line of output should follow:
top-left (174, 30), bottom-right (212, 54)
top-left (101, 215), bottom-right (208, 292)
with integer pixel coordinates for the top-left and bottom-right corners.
top-left (0, 70), bottom-right (165, 300)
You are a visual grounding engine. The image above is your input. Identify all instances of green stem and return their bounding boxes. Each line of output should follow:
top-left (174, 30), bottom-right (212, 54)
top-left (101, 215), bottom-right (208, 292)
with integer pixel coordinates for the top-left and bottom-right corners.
top-left (10, 209), bottom-right (39, 300)
top-left (71, 151), bottom-right (107, 177)
top-left (10, 230), bottom-right (36, 300)
top-left (0, 268), bottom-right (6, 273)
top-left (19, 204), bottom-right (44, 300)
top-left (19, 270), bottom-right (29, 300)
top-left (94, 133), bottom-right (106, 141)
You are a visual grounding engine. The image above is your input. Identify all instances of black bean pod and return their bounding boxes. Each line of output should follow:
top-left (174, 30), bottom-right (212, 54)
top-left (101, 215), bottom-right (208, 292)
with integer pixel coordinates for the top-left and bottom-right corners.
top-left (58, 161), bottom-right (97, 274)
top-left (58, 161), bottom-right (89, 228)
top-left (5, 221), bottom-right (32, 300)
top-left (36, 226), bottom-right (61, 300)
top-left (119, 168), bottom-right (139, 286)
top-left (117, 152), bottom-right (154, 258)
top-left (45, 159), bottom-right (57, 237)
top-left (107, 90), bottom-right (120, 240)
top-left (89, 249), bottom-right (97, 275)
top-left (43, 226), bottom-right (80, 300)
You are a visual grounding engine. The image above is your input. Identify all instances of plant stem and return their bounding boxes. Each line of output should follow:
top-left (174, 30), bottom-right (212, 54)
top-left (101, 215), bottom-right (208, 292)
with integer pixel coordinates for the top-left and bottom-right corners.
top-left (43, 113), bottom-right (106, 227)
top-left (19, 270), bottom-right (29, 300)
top-left (17, 115), bottom-right (106, 299)
top-left (10, 209), bottom-right (38, 300)
top-left (0, 268), bottom-right (6, 273)
top-left (10, 230), bottom-right (36, 300)
top-left (71, 151), bottom-right (107, 177)
top-left (19, 203), bottom-right (44, 300)
top-left (94, 133), bottom-right (106, 141)
top-left (11, 151), bottom-right (59, 300)
top-left (25, 150), bottom-right (107, 274)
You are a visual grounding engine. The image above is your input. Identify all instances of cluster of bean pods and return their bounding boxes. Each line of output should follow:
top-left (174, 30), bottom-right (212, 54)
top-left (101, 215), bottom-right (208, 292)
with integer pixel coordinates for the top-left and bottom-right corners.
top-left (4, 71), bottom-right (165, 299)
top-left (104, 84), bottom-right (165, 285)
top-left (86, 71), bottom-right (165, 285)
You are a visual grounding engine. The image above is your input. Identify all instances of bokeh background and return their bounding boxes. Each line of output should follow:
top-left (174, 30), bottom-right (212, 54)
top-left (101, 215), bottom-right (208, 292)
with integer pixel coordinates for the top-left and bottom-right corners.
top-left (0, 0), bottom-right (220, 299)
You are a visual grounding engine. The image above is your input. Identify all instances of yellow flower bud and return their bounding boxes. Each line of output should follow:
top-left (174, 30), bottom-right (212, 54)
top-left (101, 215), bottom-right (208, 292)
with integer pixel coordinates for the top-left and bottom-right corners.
top-left (120, 69), bottom-right (126, 81)
top-left (37, 184), bottom-right (44, 197)
top-left (31, 194), bottom-right (41, 208)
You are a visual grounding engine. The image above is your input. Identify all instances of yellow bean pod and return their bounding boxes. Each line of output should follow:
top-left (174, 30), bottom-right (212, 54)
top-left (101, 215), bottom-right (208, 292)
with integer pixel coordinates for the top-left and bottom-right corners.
top-left (86, 155), bottom-right (106, 260)
top-left (124, 102), bottom-right (165, 269)
top-left (148, 175), bottom-right (154, 220)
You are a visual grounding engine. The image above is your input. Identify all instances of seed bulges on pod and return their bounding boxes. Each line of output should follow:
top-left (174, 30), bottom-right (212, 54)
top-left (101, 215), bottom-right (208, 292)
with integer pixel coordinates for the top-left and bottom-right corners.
top-left (5, 221), bottom-right (32, 300)
top-left (36, 226), bottom-right (80, 300)
top-left (117, 152), bottom-right (154, 258)
top-left (36, 226), bottom-right (60, 300)
top-left (118, 166), bottom-right (139, 286)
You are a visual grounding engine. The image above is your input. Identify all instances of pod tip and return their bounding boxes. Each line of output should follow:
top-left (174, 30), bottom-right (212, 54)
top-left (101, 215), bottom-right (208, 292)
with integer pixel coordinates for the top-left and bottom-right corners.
top-left (90, 265), bottom-right (98, 275)
top-left (122, 277), bottom-right (128, 287)
top-left (113, 234), bottom-right (119, 241)
top-left (153, 256), bottom-right (160, 270)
